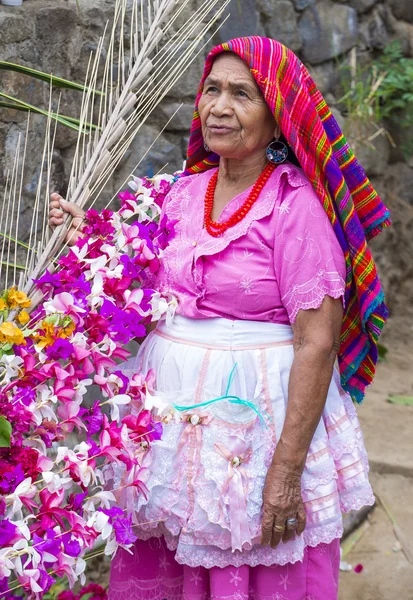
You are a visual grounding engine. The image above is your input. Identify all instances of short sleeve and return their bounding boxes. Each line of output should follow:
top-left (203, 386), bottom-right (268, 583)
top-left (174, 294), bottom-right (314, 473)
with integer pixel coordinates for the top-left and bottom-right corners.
top-left (274, 179), bottom-right (346, 324)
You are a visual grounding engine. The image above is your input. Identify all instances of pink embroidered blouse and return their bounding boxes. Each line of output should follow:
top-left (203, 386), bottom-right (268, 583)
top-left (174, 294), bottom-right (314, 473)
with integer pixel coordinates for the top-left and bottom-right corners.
top-left (155, 162), bottom-right (346, 324)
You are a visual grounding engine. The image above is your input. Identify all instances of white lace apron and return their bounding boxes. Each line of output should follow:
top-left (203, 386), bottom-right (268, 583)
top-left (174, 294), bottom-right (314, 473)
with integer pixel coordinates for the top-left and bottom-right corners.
top-left (110, 316), bottom-right (374, 568)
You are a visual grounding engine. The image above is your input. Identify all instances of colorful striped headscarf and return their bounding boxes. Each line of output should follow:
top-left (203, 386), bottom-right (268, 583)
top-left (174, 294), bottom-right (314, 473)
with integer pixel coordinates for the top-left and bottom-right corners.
top-left (183, 37), bottom-right (391, 403)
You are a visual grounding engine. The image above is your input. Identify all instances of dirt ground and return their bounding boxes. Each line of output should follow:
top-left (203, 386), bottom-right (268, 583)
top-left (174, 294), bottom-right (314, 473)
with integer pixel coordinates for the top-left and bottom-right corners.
top-left (339, 315), bottom-right (413, 600)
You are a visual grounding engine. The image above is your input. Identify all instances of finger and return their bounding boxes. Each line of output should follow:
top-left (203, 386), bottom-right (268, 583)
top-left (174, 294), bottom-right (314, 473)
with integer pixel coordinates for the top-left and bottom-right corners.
top-left (49, 217), bottom-right (64, 226)
top-left (260, 510), bottom-right (275, 546)
top-left (49, 200), bottom-right (61, 210)
top-left (296, 507), bottom-right (306, 536)
top-left (282, 517), bottom-right (298, 543)
top-left (59, 199), bottom-right (85, 219)
top-left (50, 192), bottom-right (63, 202)
top-left (65, 230), bottom-right (82, 247)
top-left (49, 208), bottom-right (64, 218)
top-left (270, 519), bottom-right (285, 549)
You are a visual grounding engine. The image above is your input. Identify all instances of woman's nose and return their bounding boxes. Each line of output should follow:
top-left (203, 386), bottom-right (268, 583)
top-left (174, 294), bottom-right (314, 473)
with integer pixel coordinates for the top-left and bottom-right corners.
top-left (210, 92), bottom-right (233, 117)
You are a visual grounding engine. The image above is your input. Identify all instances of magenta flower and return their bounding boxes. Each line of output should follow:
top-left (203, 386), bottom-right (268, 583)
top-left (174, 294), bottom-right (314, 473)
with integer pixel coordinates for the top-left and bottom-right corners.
top-left (0, 519), bottom-right (20, 546)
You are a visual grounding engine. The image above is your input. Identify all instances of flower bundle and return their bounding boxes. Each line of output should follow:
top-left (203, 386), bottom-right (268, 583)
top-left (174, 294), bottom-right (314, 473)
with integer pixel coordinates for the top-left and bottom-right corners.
top-left (0, 173), bottom-right (178, 599)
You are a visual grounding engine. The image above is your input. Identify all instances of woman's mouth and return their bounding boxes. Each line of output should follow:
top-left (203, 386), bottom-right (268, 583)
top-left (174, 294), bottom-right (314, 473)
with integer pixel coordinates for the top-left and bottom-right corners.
top-left (207, 125), bottom-right (235, 135)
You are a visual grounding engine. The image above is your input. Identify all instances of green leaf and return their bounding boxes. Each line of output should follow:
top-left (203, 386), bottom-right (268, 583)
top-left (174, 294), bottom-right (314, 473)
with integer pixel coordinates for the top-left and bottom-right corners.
top-left (0, 416), bottom-right (12, 448)
top-left (0, 60), bottom-right (104, 95)
top-left (378, 343), bottom-right (388, 362)
top-left (0, 231), bottom-right (35, 252)
top-left (0, 94), bottom-right (98, 132)
top-left (387, 395), bottom-right (413, 406)
top-left (0, 260), bottom-right (26, 271)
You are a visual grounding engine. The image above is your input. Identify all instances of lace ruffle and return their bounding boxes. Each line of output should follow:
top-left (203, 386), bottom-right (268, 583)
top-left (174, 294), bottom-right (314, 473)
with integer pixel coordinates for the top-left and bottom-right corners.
top-left (282, 270), bottom-right (345, 324)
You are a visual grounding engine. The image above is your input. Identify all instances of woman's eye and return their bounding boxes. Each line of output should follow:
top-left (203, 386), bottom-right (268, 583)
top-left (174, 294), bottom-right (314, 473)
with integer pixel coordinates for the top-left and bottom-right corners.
top-left (236, 90), bottom-right (248, 98)
top-left (205, 86), bottom-right (218, 93)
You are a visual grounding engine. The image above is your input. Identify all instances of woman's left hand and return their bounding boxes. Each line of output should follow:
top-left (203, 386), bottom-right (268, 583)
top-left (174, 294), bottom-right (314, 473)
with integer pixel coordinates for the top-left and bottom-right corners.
top-left (260, 461), bottom-right (306, 548)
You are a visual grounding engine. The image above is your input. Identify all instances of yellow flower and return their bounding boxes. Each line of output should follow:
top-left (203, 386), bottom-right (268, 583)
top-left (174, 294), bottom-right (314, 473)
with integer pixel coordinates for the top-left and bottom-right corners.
top-left (59, 320), bottom-right (76, 339)
top-left (32, 321), bottom-right (56, 349)
top-left (0, 322), bottom-right (26, 346)
top-left (7, 288), bottom-right (31, 309)
top-left (17, 310), bottom-right (30, 325)
top-left (0, 299), bottom-right (6, 311)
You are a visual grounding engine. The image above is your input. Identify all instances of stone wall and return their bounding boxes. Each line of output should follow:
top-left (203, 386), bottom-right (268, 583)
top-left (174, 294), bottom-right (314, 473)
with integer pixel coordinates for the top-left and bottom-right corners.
top-left (1, 0), bottom-right (413, 315)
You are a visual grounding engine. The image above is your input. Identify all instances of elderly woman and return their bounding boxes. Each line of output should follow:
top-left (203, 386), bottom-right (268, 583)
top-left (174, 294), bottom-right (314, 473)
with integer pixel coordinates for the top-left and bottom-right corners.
top-left (49, 37), bottom-right (390, 600)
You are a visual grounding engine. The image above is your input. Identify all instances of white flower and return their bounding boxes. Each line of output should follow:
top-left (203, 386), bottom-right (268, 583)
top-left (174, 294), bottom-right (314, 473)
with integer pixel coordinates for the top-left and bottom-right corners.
top-left (104, 536), bottom-right (119, 556)
top-left (144, 388), bottom-right (170, 416)
top-left (6, 478), bottom-right (36, 519)
top-left (87, 512), bottom-right (112, 540)
top-left (0, 354), bottom-right (23, 384)
top-left (150, 292), bottom-right (177, 325)
top-left (106, 394), bottom-right (131, 422)
top-left (0, 549), bottom-right (14, 579)
top-left (42, 472), bottom-right (73, 493)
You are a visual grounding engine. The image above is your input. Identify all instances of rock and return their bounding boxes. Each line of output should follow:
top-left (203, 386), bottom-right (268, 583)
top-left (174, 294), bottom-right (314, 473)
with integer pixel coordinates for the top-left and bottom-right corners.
top-left (338, 0), bottom-right (378, 14)
top-left (114, 123), bottom-right (184, 183)
top-left (388, 0), bottom-right (413, 25)
top-left (386, 112), bottom-right (413, 163)
top-left (307, 60), bottom-right (338, 96)
top-left (298, 1), bottom-right (358, 64)
top-left (153, 102), bottom-right (195, 132)
top-left (359, 7), bottom-right (389, 51)
top-left (0, 70), bottom-right (45, 124)
top-left (213, 0), bottom-right (265, 41)
top-left (166, 48), bottom-right (207, 100)
top-left (379, 5), bottom-right (413, 57)
top-left (292, 0), bottom-right (314, 10)
top-left (258, 1), bottom-right (302, 51)
top-left (380, 162), bottom-right (413, 208)
top-left (35, 6), bottom-right (80, 77)
top-left (0, 12), bottom-right (32, 44)
top-left (345, 118), bottom-right (390, 177)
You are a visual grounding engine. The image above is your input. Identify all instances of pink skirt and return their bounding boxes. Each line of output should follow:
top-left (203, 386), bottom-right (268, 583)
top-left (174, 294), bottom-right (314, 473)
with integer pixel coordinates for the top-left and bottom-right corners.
top-left (108, 537), bottom-right (341, 600)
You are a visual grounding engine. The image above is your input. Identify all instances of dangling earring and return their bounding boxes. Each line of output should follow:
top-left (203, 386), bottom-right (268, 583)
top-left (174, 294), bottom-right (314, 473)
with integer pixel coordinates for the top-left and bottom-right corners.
top-left (266, 138), bottom-right (288, 164)
top-left (204, 140), bottom-right (210, 152)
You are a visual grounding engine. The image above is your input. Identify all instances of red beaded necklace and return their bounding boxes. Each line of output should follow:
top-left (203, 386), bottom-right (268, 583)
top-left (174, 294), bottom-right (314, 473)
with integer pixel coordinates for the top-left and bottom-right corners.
top-left (204, 162), bottom-right (276, 237)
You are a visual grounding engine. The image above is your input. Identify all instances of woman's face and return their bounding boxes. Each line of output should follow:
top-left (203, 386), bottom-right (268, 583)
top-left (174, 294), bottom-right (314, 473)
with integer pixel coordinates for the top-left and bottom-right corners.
top-left (198, 53), bottom-right (279, 160)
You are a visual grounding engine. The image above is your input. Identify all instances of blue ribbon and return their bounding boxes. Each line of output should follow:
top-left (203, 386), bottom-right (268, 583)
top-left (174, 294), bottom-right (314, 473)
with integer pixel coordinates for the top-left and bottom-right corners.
top-left (172, 363), bottom-right (271, 426)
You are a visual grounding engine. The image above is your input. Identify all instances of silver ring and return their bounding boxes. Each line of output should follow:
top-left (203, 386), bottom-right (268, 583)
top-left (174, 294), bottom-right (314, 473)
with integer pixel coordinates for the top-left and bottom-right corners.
top-left (286, 518), bottom-right (298, 529)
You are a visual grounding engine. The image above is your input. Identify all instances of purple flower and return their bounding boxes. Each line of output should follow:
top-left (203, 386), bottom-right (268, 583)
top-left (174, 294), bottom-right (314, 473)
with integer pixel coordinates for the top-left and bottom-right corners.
top-left (155, 215), bottom-right (178, 250)
top-left (112, 515), bottom-right (137, 545)
top-left (32, 532), bottom-right (60, 565)
top-left (0, 464), bottom-right (24, 495)
top-left (0, 519), bottom-right (19, 546)
top-left (78, 401), bottom-right (103, 436)
top-left (45, 339), bottom-right (75, 361)
top-left (33, 269), bottom-right (62, 293)
top-left (36, 568), bottom-right (55, 594)
top-left (100, 506), bottom-right (123, 522)
top-left (61, 533), bottom-right (82, 557)
top-left (0, 576), bottom-right (22, 600)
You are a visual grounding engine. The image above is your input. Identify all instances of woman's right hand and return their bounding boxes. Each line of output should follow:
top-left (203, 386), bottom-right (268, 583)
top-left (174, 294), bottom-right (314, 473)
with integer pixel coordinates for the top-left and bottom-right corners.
top-left (49, 193), bottom-right (86, 246)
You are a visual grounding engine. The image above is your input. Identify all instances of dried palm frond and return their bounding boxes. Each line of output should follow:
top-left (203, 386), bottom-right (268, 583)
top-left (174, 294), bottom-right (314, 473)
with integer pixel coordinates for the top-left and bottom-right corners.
top-left (0, 0), bottom-right (230, 306)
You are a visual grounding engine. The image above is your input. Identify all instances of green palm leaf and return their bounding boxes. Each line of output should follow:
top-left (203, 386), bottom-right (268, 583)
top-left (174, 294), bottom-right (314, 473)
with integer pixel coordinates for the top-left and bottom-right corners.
top-left (0, 93), bottom-right (98, 132)
top-left (0, 61), bottom-right (104, 95)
